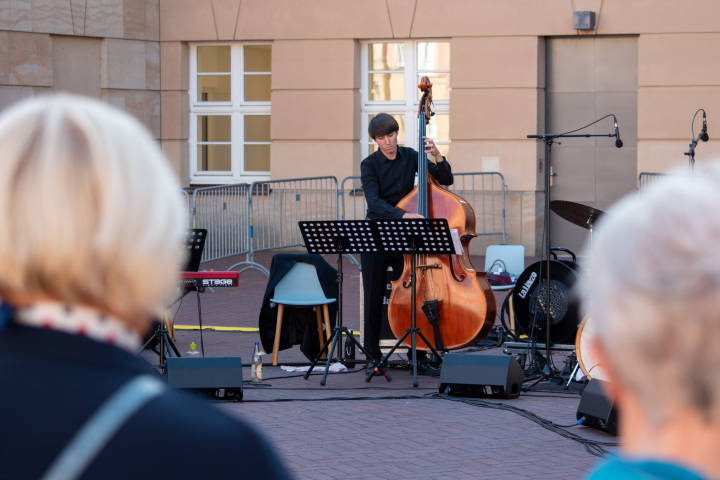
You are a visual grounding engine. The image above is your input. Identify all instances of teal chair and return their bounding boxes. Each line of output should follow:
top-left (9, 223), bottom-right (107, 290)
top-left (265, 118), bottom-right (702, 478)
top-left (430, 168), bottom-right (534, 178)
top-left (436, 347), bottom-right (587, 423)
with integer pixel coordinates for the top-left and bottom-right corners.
top-left (269, 262), bottom-right (336, 365)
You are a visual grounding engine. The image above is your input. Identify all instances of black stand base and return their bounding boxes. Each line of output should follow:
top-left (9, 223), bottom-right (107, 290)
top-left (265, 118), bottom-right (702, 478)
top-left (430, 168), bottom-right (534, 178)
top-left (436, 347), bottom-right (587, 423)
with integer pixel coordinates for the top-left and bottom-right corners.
top-left (372, 327), bottom-right (442, 387)
top-left (141, 323), bottom-right (180, 371)
top-left (305, 326), bottom-right (390, 385)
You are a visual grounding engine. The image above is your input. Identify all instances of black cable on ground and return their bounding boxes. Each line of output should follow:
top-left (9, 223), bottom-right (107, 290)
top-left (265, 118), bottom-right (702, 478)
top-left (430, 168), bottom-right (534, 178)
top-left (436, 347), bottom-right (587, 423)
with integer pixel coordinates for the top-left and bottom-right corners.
top-left (238, 394), bottom-right (433, 403)
top-left (434, 392), bottom-right (619, 456)
top-left (230, 386), bottom-right (619, 457)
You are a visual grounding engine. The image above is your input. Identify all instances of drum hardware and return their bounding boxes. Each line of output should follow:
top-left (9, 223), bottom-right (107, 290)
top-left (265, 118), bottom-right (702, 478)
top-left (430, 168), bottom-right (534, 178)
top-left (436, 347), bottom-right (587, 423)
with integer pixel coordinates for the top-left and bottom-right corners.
top-left (506, 252), bottom-right (584, 386)
top-left (550, 200), bottom-right (607, 247)
top-left (574, 315), bottom-right (608, 382)
top-left (512, 259), bottom-right (582, 345)
top-left (563, 352), bottom-right (583, 389)
top-left (503, 342), bottom-right (575, 355)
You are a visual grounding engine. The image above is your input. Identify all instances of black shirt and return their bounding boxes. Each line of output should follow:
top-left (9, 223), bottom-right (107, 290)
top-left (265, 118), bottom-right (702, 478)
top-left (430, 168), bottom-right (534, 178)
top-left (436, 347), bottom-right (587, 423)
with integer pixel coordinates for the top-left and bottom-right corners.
top-left (360, 145), bottom-right (453, 219)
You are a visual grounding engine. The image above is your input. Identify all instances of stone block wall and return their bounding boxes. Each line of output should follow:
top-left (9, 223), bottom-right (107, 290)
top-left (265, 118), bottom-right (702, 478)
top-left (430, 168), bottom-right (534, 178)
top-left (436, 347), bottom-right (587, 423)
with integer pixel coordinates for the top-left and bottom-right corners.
top-left (0, 0), bottom-right (160, 137)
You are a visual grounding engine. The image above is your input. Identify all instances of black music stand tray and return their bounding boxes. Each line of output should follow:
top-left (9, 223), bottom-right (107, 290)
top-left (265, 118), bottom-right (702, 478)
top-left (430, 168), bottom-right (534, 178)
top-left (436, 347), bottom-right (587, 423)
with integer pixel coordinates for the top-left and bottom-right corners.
top-left (299, 220), bottom-right (391, 386)
top-left (369, 218), bottom-right (456, 388)
top-left (142, 229), bottom-right (207, 371)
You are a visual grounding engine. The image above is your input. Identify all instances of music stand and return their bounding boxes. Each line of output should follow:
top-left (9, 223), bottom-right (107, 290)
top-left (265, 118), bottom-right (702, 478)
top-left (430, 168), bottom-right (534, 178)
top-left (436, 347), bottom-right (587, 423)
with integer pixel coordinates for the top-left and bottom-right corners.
top-left (142, 229), bottom-right (207, 371)
top-left (299, 220), bottom-right (391, 386)
top-left (369, 218), bottom-right (456, 388)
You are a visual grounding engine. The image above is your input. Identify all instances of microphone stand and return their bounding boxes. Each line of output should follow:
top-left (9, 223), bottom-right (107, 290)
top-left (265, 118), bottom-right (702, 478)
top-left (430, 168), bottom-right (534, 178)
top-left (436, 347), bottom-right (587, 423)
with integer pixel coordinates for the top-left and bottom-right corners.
top-left (527, 116), bottom-right (619, 383)
top-left (684, 108), bottom-right (708, 175)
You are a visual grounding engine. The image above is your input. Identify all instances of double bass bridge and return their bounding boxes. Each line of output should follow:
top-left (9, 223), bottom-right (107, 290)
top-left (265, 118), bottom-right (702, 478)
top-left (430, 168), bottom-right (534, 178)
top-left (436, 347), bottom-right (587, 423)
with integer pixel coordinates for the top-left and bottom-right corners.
top-left (417, 263), bottom-right (441, 271)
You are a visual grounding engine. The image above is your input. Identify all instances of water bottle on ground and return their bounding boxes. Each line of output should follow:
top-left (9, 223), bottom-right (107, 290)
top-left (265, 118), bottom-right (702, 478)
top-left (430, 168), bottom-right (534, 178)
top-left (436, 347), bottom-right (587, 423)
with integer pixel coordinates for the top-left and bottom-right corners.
top-left (251, 341), bottom-right (263, 383)
top-left (186, 341), bottom-right (200, 356)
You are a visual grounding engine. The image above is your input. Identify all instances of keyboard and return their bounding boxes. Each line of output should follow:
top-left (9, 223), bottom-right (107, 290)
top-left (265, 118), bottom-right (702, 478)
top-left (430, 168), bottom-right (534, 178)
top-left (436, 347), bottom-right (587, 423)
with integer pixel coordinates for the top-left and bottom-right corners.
top-left (179, 271), bottom-right (239, 289)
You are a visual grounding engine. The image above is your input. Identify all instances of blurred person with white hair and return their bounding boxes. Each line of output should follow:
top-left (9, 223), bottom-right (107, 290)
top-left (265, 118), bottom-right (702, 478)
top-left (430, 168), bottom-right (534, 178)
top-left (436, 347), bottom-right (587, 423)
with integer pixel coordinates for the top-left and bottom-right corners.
top-left (0, 95), bottom-right (292, 479)
top-left (582, 165), bottom-right (720, 480)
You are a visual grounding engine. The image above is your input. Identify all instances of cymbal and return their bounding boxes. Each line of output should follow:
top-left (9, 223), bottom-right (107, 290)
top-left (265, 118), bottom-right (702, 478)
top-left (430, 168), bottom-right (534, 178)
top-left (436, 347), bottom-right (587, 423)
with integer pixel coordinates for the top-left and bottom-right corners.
top-left (550, 200), bottom-right (606, 230)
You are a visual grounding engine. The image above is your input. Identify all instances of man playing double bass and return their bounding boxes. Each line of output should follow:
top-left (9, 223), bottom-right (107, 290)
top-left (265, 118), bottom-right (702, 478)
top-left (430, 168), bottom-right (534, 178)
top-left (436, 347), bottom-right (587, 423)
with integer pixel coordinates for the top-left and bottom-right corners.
top-left (360, 113), bottom-right (453, 376)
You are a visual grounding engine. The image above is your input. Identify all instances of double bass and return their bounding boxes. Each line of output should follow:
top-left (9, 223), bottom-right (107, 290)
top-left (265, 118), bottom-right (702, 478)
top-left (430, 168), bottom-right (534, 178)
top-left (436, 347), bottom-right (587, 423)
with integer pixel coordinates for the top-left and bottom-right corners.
top-left (387, 77), bottom-right (497, 352)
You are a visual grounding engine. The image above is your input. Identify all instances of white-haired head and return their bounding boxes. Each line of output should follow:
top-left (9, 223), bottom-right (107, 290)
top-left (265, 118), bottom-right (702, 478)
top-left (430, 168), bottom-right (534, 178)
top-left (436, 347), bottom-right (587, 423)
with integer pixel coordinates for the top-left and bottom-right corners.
top-left (583, 164), bottom-right (720, 424)
top-left (0, 94), bottom-right (187, 331)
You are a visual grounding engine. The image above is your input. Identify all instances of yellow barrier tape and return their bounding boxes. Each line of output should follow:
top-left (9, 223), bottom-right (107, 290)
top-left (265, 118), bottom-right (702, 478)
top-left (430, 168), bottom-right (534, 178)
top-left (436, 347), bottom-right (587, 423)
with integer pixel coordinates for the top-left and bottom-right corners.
top-left (174, 325), bottom-right (257, 332)
top-left (173, 325), bottom-right (360, 335)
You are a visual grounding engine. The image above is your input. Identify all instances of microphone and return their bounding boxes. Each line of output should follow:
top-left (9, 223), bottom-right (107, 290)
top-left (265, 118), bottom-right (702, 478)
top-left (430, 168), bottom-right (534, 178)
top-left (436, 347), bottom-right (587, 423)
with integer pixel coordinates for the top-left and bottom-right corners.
top-left (613, 117), bottom-right (623, 148)
top-left (701, 111), bottom-right (709, 142)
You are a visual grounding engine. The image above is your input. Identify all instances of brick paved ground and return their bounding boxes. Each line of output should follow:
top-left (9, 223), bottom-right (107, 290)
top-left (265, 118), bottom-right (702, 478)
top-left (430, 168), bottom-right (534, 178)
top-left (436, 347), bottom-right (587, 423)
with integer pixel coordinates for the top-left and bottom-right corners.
top-left (142, 249), bottom-right (619, 479)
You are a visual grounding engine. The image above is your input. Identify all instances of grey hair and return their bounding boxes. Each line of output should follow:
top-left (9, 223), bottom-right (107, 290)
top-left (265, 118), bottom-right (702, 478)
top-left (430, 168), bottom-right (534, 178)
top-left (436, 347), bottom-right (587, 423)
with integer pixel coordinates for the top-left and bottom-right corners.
top-left (582, 164), bottom-right (720, 424)
top-left (0, 94), bottom-right (187, 328)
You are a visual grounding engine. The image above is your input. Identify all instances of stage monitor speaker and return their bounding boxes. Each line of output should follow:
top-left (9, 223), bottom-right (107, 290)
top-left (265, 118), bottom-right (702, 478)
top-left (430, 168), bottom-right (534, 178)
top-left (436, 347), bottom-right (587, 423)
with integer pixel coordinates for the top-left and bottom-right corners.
top-left (576, 379), bottom-right (618, 436)
top-left (166, 356), bottom-right (243, 401)
top-left (439, 354), bottom-right (523, 399)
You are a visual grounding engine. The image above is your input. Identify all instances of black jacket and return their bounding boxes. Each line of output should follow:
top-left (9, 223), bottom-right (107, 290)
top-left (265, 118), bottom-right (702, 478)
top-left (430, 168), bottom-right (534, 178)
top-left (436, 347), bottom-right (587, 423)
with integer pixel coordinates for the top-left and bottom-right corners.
top-left (0, 321), bottom-right (292, 479)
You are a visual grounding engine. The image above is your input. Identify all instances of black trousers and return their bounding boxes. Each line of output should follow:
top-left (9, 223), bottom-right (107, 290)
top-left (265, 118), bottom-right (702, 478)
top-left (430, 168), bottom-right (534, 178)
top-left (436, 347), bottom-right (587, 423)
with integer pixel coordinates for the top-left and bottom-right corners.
top-left (360, 251), bottom-right (404, 361)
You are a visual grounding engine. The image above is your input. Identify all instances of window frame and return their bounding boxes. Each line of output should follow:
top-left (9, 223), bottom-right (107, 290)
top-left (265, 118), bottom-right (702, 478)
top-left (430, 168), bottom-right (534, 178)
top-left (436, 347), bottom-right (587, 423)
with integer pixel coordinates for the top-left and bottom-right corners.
top-left (360, 39), bottom-right (450, 160)
top-left (189, 43), bottom-right (272, 185)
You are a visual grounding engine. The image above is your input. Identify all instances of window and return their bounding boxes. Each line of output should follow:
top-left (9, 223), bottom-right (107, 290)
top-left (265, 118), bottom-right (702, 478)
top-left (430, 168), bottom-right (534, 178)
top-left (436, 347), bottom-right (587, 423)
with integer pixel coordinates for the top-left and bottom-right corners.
top-left (190, 44), bottom-right (271, 184)
top-left (361, 41), bottom-right (450, 160)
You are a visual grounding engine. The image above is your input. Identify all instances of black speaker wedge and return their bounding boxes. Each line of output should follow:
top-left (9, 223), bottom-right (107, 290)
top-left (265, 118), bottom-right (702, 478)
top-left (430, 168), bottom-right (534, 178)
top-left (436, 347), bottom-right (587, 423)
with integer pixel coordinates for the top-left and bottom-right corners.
top-left (439, 354), bottom-right (523, 399)
top-left (166, 356), bottom-right (243, 401)
top-left (576, 379), bottom-right (618, 436)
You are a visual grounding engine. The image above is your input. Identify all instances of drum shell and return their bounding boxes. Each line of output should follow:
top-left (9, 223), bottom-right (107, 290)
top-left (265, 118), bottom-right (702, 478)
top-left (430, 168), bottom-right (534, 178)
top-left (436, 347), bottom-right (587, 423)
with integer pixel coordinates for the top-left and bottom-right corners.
top-left (512, 260), bottom-right (582, 344)
top-left (575, 315), bottom-right (609, 381)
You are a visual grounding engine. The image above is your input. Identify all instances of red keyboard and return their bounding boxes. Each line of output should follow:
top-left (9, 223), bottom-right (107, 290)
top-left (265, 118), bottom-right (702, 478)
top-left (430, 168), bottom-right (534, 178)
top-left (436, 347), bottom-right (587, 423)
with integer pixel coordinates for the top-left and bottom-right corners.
top-left (179, 271), bottom-right (239, 288)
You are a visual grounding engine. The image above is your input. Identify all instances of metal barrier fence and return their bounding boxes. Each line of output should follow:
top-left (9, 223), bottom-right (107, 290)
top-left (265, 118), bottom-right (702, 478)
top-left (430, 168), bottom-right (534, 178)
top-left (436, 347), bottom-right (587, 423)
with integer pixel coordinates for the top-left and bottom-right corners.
top-left (339, 171), bottom-right (507, 243)
top-left (638, 172), bottom-right (669, 191)
top-left (191, 183), bottom-right (252, 263)
top-left (238, 176), bottom-right (339, 274)
top-left (190, 173), bottom-right (506, 276)
top-left (191, 177), bottom-right (338, 275)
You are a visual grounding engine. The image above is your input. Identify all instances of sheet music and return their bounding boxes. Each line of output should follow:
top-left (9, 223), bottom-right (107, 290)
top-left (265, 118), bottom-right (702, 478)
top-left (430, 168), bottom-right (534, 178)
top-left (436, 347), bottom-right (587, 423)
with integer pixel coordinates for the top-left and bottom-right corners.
top-left (450, 229), bottom-right (463, 255)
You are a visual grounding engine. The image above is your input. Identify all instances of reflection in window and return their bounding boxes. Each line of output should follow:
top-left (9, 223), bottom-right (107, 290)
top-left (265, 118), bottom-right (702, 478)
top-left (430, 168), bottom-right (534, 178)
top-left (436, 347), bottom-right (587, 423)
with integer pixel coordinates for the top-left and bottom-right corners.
top-left (244, 45), bottom-right (271, 102)
top-left (424, 113), bottom-right (450, 158)
top-left (197, 144), bottom-right (231, 171)
top-left (417, 42), bottom-right (450, 101)
top-left (197, 46), bottom-right (231, 102)
top-left (244, 115), bottom-right (271, 172)
top-left (197, 115), bottom-right (231, 171)
top-left (362, 41), bottom-right (450, 161)
top-left (368, 43), bottom-right (404, 101)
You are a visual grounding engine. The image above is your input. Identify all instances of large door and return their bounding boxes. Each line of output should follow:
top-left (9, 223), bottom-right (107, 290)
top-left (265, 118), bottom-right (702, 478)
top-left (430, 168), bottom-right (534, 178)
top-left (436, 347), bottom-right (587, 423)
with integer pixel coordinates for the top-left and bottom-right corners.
top-left (546, 36), bottom-right (638, 255)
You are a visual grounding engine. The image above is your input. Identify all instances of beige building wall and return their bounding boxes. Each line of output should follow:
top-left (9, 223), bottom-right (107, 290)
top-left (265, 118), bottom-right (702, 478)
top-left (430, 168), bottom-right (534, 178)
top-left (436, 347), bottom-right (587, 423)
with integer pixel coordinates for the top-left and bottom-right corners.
top-left (3, 1), bottom-right (720, 254)
top-left (0, 1), bottom-right (161, 140)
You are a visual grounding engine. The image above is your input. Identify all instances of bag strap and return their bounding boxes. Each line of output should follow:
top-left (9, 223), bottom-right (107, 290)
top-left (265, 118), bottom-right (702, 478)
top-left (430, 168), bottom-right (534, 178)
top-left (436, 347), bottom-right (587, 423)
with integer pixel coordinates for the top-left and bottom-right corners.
top-left (42, 375), bottom-right (165, 480)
